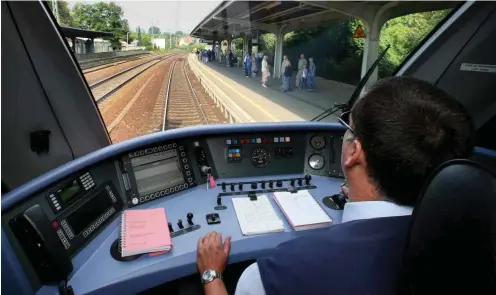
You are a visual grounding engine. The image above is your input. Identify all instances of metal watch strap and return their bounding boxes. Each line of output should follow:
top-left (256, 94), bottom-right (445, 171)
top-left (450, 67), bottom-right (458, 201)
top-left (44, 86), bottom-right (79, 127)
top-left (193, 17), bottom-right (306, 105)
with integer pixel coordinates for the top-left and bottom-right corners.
top-left (201, 269), bottom-right (223, 284)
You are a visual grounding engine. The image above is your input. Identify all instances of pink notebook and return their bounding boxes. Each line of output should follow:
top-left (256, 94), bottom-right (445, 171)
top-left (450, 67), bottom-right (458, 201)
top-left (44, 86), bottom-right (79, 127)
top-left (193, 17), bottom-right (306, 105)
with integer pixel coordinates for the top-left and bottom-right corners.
top-left (121, 208), bottom-right (172, 257)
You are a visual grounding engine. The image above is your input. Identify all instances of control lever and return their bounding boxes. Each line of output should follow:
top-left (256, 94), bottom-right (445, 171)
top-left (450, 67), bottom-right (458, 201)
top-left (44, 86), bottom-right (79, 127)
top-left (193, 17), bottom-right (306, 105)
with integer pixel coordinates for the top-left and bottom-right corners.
top-left (297, 179), bottom-right (303, 186)
top-left (305, 174), bottom-right (312, 185)
top-left (269, 181), bottom-right (274, 189)
top-left (238, 183), bottom-right (243, 191)
top-left (187, 212), bottom-right (194, 226)
top-left (177, 219), bottom-right (184, 229)
top-left (168, 222), bottom-right (174, 233)
top-left (290, 179), bottom-right (295, 186)
top-left (261, 181), bottom-right (266, 189)
top-left (322, 193), bottom-right (348, 210)
top-left (215, 196), bottom-right (227, 210)
top-left (251, 183), bottom-right (257, 189)
top-left (221, 182), bottom-right (226, 192)
top-left (276, 180), bottom-right (283, 187)
top-left (230, 184), bottom-right (235, 191)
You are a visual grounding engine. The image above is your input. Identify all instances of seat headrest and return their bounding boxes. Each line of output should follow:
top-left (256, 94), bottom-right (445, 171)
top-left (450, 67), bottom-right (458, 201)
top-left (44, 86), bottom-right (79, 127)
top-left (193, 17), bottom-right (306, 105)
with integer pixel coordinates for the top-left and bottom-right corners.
top-left (404, 159), bottom-right (496, 295)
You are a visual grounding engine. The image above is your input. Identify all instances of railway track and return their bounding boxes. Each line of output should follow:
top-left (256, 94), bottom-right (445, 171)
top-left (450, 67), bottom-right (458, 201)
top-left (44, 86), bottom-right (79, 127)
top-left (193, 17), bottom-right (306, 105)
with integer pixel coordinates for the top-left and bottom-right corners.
top-left (162, 58), bottom-right (225, 130)
top-left (100, 54), bottom-right (226, 143)
top-left (90, 55), bottom-right (173, 103)
top-left (82, 54), bottom-right (154, 74)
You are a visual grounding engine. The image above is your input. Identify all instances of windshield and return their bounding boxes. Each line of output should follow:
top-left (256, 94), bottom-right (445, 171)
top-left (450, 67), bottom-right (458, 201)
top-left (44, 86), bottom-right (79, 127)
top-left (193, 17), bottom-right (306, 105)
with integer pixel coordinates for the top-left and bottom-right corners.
top-left (47, 1), bottom-right (453, 144)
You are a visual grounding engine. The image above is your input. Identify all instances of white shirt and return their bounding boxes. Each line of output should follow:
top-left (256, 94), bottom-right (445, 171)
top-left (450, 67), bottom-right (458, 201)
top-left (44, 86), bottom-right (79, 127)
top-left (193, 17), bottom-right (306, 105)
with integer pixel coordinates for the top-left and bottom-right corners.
top-left (234, 201), bottom-right (414, 295)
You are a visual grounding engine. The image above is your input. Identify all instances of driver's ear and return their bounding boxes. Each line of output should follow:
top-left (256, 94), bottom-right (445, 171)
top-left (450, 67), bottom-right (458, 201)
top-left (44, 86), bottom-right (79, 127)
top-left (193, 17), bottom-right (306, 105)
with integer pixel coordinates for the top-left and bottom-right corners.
top-left (343, 138), bottom-right (364, 168)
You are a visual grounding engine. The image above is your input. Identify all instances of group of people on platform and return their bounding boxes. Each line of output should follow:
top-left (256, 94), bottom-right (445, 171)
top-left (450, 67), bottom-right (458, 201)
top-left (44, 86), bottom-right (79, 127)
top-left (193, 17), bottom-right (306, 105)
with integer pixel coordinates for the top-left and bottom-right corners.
top-left (242, 52), bottom-right (316, 92)
top-left (197, 49), bottom-right (317, 92)
top-left (281, 53), bottom-right (316, 93)
top-left (196, 49), bottom-right (216, 64)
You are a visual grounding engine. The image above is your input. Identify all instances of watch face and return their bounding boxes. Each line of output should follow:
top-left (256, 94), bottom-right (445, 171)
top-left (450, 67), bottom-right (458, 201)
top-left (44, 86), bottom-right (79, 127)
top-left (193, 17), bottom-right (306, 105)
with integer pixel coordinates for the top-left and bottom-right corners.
top-left (202, 270), bottom-right (214, 281)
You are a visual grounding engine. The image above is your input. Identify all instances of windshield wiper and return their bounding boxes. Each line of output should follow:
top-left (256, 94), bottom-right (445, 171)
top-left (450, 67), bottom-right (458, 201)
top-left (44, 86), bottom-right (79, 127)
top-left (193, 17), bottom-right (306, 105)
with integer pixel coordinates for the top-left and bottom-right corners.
top-left (311, 45), bottom-right (391, 122)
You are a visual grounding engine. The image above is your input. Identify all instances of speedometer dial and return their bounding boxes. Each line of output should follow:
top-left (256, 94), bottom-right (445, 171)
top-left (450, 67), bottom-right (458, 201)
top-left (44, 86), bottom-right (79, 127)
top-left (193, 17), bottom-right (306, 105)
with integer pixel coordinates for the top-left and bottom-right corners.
top-left (251, 148), bottom-right (271, 168)
top-left (308, 154), bottom-right (325, 170)
top-left (310, 135), bottom-right (326, 150)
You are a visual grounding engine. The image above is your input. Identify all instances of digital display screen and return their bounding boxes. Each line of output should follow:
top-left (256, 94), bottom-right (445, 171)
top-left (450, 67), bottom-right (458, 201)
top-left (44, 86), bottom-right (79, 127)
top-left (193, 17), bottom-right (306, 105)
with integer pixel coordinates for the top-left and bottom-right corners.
top-left (67, 189), bottom-right (113, 235)
top-left (131, 150), bottom-right (184, 196)
top-left (58, 180), bottom-right (82, 205)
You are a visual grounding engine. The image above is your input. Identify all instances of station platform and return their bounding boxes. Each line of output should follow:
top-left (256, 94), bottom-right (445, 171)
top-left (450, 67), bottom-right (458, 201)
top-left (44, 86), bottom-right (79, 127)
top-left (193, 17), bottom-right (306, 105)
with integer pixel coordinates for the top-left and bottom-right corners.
top-left (189, 55), bottom-right (355, 123)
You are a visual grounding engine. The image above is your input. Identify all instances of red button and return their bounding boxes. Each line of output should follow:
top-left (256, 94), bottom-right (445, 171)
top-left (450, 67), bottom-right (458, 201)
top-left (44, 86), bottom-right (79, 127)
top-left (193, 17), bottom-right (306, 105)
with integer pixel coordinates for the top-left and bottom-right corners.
top-left (51, 220), bottom-right (59, 228)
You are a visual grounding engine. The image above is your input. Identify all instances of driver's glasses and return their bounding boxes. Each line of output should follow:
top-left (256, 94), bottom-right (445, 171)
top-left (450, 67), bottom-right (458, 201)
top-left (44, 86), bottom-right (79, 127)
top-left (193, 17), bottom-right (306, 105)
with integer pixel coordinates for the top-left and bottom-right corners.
top-left (338, 111), bottom-right (354, 134)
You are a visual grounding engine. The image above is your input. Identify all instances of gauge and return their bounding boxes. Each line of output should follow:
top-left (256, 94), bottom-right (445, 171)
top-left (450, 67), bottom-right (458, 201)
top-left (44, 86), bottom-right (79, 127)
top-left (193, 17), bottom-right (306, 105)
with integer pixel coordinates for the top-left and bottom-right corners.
top-left (251, 148), bottom-right (271, 168)
top-left (308, 154), bottom-right (325, 170)
top-left (310, 135), bottom-right (326, 150)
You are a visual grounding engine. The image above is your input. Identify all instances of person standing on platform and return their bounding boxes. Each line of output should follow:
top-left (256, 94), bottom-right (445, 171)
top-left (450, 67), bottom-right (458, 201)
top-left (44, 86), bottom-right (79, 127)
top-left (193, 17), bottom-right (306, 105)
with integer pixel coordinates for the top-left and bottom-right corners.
top-left (281, 55), bottom-right (290, 85)
top-left (244, 53), bottom-right (252, 78)
top-left (301, 67), bottom-right (308, 90)
top-left (307, 57), bottom-right (317, 91)
top-left (296, 53), bottom-right (307, 89)
top-left (251, 53), bottom-right (258, 77)
top-left (261, 55), bottom-right (270, 88)
top-left (282, 60), bottom-right (293, 93)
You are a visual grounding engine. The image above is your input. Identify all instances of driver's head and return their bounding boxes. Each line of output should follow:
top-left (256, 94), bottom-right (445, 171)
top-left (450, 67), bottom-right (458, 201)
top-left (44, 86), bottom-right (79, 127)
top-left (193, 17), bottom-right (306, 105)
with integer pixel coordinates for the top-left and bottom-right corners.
top-left (340, 77), bottom-right (475, 206)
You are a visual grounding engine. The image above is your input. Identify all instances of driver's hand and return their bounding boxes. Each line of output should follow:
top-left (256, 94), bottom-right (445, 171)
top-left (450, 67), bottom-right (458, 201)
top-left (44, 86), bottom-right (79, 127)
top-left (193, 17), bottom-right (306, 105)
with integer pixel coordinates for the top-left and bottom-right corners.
top-left (197, 232), bottom-right (231, 274)
top-left (341, 183), bottom-right (349, 196)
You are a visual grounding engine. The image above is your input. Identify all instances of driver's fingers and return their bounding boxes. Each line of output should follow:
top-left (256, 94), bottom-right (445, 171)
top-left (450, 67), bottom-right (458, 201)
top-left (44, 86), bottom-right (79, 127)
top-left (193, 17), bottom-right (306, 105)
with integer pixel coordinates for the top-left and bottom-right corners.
top-left (341, 184), bottom-right (349, 196)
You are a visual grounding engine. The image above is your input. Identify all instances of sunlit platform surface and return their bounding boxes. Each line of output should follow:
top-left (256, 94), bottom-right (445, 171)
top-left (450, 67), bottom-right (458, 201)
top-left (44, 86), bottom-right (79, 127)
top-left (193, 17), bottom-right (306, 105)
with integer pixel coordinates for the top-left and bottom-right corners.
top-left (190, 56), bottom-right (355, 123)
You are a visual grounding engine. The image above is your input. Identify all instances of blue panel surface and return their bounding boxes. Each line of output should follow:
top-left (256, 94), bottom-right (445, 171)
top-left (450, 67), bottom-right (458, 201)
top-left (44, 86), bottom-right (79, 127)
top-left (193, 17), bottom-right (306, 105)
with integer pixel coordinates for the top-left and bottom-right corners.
top-left (34, 175), bottom-right (344, 295)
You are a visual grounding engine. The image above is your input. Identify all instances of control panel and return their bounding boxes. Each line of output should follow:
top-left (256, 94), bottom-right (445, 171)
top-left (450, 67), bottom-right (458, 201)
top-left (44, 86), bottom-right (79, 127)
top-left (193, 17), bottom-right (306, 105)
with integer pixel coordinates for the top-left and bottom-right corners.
top-left (208, 133), bottom-right (304, 178)
top-left (45, 172), bottom-right (96, 213)
top-left (121, 142), bottom-right (197, 207)
top-left (2, 128), bottom-right (346, 290)
top-left (304, 133), bottom-right (344, 178)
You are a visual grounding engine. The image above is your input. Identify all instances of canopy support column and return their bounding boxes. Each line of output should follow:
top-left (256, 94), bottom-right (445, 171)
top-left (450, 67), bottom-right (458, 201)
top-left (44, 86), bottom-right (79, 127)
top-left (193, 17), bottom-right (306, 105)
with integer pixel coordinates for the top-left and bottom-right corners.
top-left (273, 25), bottom-right (285, 80)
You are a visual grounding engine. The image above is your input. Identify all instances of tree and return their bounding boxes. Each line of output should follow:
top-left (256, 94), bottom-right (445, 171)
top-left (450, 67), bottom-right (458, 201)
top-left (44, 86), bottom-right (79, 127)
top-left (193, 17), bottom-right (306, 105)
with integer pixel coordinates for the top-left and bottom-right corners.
top-left (174, 31), bottom-right (184, 37)
top-left (46, 0), bottom-right (73, 26)
top-left (149, 26), bottom-right (161, 36)
top-left (72, 2), bottom-right (129, 50)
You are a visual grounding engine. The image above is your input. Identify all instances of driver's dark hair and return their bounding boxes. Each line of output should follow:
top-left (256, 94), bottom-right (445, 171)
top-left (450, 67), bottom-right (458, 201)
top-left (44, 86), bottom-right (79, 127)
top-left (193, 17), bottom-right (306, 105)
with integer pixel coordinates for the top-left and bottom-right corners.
top-left (352, 76), bottom-right (475, 206)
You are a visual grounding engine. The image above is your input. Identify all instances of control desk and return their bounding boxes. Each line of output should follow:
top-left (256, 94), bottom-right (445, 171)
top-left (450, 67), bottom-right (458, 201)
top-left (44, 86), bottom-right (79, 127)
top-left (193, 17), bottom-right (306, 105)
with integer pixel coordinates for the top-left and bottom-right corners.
top-left (2, 123), bottom-right (349, 295)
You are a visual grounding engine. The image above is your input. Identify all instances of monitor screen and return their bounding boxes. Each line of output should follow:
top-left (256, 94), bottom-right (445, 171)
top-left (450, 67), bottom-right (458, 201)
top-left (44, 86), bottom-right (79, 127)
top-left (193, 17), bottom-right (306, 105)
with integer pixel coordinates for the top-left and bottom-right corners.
top-left (131, 150), bottom-right (184, 196)
top-left (67, 190), bottom-right (112, 235)
top-left (58, 180), bottom-right (82, 205)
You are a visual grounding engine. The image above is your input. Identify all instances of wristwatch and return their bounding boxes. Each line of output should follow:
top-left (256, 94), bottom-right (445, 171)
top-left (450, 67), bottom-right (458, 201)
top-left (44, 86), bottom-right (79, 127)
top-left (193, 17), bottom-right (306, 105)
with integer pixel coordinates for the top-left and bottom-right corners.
top-left (201, 269), bottom-right (223, 284)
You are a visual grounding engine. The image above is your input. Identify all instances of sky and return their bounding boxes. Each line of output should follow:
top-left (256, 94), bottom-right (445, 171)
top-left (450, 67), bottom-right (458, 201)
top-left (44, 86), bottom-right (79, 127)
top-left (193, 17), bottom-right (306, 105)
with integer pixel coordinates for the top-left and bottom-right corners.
top-left (118, 1), bottom-right (221, 34)
top-left (69, 1), bottom-right (222, 34)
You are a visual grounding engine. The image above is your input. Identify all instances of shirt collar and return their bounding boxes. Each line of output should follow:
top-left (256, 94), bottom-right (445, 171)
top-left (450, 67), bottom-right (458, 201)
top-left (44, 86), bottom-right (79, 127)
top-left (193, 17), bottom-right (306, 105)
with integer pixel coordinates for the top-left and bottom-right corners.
top-left (342, 201), bottom-right (413, 223)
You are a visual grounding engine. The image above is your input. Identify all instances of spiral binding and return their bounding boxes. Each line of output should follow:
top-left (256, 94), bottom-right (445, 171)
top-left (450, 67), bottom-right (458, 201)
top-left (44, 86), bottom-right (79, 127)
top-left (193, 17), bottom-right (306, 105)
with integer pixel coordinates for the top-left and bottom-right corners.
top-left (119, 211), bottom-right (126, 254)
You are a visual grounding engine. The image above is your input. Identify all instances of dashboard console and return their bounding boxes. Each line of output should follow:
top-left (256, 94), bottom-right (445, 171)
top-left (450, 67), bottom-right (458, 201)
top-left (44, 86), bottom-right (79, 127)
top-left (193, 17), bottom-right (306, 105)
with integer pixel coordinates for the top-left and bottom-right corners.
top-left (2, 123), bottom-right (348, 295)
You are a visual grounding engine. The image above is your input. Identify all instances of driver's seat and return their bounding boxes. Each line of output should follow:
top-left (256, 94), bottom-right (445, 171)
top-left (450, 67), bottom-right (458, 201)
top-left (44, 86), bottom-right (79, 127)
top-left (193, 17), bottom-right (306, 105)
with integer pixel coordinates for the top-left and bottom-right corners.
top-left (402, 160), bottom-right (496, 295)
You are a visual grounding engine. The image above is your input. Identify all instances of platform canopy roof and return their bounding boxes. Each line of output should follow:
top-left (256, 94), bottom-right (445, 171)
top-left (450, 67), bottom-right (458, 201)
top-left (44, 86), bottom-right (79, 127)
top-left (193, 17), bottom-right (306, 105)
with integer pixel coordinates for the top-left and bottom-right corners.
top-left (60, 26), bottom-right (113, 39)
top-left (190, 1), bottom-right (460, 41)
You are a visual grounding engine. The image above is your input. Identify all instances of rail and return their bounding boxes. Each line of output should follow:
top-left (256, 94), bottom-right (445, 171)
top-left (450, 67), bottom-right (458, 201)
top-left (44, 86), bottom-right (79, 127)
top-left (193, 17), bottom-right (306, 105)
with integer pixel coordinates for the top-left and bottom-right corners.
top-left (187, 55), bottom-right (254, 123)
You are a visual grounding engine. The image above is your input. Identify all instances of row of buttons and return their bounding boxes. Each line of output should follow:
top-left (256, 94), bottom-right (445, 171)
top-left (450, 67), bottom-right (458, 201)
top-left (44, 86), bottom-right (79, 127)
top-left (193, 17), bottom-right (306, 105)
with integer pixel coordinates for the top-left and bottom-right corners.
top-left (128, 143), bottom-right (178, 158)
top-left (80, 172), bottom-right (95, 191)
top-left (226, 137), bottom-right (291, 145)
top-left (56, 229), bottom-right (71, 249)
top-left (134, 183), bottom-right (191, 205)
top-left (60, 220), bottom-right (74, 239)
top-left (49, 194), bottom-right (62, 211)
top-left (82, 207), bottom-right (116, 238)
top-left (106, 185), bottom-right (117, 202)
